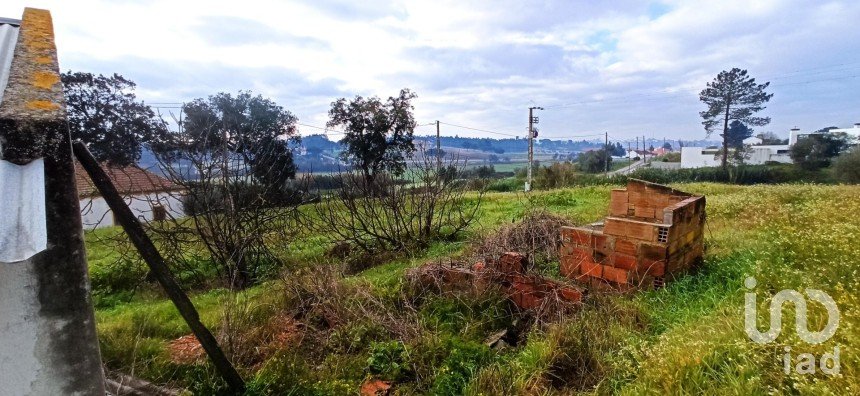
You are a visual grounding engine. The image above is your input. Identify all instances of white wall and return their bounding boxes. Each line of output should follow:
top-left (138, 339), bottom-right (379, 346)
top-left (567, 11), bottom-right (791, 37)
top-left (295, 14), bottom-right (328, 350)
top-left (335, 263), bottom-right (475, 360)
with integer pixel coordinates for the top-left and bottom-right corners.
top-left (80, 191), bottom-right (185, 230)
top-left (680, 147), bottom-right (722, 168)
top-left (680, 145), bottom-right (791, 169)
top-left (746, 145), bottom-right (792, 165)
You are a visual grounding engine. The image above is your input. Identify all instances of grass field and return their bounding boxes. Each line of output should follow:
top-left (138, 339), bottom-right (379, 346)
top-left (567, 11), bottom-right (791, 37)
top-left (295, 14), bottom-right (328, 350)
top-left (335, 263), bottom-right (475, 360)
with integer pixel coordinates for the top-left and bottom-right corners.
top-left (88, 183), bottom-right (860, 395)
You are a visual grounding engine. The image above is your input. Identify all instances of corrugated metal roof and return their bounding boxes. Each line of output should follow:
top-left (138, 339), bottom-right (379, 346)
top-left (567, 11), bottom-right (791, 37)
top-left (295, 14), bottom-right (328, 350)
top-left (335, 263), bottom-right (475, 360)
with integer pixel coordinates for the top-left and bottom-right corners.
top-left (0, 18), bottom-right (21, 106)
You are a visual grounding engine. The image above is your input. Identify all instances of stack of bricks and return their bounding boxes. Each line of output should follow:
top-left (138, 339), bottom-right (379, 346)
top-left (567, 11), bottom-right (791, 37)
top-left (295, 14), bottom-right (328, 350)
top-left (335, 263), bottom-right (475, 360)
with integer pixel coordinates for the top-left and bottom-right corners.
top-left (410, 252), bottom-right (583, 309)
top-left (559, 179), bottom-right (705, 290)
top-left (483, 253), bottom-right (582, 309)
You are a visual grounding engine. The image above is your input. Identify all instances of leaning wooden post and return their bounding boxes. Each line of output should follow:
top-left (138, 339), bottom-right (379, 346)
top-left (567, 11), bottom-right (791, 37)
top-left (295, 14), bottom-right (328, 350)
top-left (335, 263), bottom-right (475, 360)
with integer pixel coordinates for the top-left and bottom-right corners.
top-left (73, 141), bottom-right (246, 394)
top-left (0, 8), bottom-right (105, 395)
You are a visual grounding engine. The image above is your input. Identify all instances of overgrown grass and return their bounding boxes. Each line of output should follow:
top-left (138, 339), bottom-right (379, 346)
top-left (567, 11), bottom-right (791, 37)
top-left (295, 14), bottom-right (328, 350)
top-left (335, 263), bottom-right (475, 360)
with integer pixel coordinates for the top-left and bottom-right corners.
top-left (89, 183), bottom-right (860, 395)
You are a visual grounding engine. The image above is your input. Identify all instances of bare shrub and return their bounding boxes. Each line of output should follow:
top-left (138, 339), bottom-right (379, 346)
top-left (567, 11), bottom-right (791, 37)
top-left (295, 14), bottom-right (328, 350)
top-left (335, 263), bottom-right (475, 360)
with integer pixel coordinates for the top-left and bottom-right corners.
top-left (312, 149), bottom-right (483, 256)
top-left (469, 210), bottom-right (573, 271)
top-left (149, 102), bottom-right (308, 289)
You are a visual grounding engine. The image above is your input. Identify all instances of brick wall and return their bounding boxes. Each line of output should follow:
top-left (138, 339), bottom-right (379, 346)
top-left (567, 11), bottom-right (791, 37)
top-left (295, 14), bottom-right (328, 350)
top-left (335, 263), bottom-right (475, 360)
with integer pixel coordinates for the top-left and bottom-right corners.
top-left (559, 180), bottom-right (705, 289)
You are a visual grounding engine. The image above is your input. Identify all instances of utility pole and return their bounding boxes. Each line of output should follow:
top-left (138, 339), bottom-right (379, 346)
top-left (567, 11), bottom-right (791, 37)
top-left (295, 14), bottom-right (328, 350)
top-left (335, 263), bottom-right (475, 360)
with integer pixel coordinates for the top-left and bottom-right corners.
top-left (436, 120), bottom-right (441, 173)
top-left (526, 106), bottom-right (543, 192)
top-left (643, 134), bottom-right (647, 163)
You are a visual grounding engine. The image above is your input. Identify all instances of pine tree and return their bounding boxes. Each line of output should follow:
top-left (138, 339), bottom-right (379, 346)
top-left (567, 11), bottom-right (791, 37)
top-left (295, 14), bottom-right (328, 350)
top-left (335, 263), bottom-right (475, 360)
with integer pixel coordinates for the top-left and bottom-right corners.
top-left (699, 68), bottom-right (773, 169)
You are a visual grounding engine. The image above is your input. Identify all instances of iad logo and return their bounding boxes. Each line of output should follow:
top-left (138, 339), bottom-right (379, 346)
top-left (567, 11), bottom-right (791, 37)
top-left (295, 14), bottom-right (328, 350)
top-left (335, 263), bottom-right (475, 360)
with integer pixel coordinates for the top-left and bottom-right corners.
top-left (744, 277), bottom-right (841, 375)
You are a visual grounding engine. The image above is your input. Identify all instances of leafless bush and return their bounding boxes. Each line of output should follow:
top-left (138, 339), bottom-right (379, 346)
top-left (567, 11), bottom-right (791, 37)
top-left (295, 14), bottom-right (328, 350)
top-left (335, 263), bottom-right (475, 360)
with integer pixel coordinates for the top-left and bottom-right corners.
top-left (149, 118), bottom-right (307, 289)
top-left (312, 149), bottom-right (483, 256)
top-left (469, 210), bottom-right (573, 270)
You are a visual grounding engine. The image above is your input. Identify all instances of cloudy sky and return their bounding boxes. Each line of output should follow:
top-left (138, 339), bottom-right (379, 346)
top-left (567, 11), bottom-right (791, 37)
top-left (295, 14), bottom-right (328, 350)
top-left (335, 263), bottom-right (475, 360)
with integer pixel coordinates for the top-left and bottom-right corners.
top-left (3, 0), bottom-right (859, 142)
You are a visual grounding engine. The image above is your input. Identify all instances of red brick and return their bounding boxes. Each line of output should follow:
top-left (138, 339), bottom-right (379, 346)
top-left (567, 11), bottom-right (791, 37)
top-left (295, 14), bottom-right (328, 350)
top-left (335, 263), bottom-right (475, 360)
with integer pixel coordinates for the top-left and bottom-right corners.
top-left (557, 286), bottom-right (582, 303)
top-left (610, 199), bottom-right (628, 217)
top-left (561, 226), bottom-right (591, 246)
top-left (634, 205), bottom-right (656, 219)
top-left (625, 221), bottom-right (656, 241)
top-left (593, 233), bottom-right (612, 254)
top-left (581, 261), bottom-right (602, 278)
top-left (603, 218), bottom-right (627, 237)
top-left (497, 252), bottom-right (526, 274)
top-left (610, 190), bottom-right (629, 216)
top-left (612, 253), bottom-right (638, 270)
top-left (640, 259), bottom-right (666, 276)
top-left (602, 266), bottom-right (630, 284)
top-left (641, 243), bottom-right (667, 260)
top-left (615, 239), bottom-right (638, 256)
top-left (559, 255), bottom-right (580, 277)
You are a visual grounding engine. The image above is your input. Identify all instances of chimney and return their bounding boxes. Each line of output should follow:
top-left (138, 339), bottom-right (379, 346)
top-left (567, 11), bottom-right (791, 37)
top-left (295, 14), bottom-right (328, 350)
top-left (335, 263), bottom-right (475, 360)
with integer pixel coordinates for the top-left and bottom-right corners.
top-left (789, 127), bottom-right (801, 146)
top-left (854, 122), bottom-right (860, 128)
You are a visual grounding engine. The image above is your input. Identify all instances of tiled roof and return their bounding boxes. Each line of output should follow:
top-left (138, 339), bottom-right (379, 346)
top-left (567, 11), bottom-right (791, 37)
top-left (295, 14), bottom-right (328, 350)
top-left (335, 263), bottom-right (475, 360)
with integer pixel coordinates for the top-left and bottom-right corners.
top-left (74, 162), bottom-right (182, 198)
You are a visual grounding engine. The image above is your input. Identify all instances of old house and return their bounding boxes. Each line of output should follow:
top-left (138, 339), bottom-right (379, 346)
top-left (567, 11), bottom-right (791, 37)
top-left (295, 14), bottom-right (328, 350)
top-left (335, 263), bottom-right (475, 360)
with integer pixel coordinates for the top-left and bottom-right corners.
top-left (559, 179), bottom-right (705, 290)
top-left (75, 162), bottom-right (185, 229)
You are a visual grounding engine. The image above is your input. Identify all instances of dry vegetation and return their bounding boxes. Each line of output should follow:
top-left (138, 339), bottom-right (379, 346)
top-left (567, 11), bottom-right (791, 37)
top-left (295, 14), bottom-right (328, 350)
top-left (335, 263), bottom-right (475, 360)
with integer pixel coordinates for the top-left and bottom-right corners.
top-left (88, 182), bottom-right (860, 395)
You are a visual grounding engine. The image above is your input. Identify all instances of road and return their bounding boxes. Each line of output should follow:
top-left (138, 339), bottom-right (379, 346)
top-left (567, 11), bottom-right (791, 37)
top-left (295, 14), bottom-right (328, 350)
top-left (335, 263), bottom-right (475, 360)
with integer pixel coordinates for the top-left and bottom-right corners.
top-left (608, 159), bottom-right (648, 176)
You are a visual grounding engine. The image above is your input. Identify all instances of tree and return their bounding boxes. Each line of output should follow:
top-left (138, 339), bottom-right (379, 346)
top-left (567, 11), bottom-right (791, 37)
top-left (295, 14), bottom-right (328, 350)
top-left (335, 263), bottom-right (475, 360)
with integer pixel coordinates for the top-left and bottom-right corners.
top-left (578, 149), bottom-right (611, 173)
top-left (699, 68), bottom-right (773, 169)
top-left (726, 120), bottom-right (753, 149)
top-left (662, 142), bottom-right (672, 150)
top-left (834, 148), bottom-right (860, 183)
top-left (165, 91), bottom-right (299, 195)
top-left (151, 91), bottom-right (302, 289)
top-left (327, 89), bottom-right (417, 186)
top-left (757, 131), bottom-right (787, 145)
top-left (62, 71), bottom-right (168, 165)
top-left (790, 132), bottom-right (850, 170)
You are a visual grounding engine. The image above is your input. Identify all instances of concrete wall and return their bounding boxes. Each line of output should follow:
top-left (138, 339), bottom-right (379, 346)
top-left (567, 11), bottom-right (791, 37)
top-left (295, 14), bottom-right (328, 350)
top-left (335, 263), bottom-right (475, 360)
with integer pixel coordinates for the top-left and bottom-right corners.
top-left (680, 147), bottom-right (721, 168)
top-left (80, 191), bottom-right (184, 229)
top-left (680, 145), bottom-right (791, 169)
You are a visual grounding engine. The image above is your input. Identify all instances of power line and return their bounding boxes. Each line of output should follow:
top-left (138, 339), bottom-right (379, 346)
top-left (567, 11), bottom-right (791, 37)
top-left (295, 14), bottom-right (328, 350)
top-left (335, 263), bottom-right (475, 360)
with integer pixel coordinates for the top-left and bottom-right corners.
top-left (437, 121), bottom-right (519, 137)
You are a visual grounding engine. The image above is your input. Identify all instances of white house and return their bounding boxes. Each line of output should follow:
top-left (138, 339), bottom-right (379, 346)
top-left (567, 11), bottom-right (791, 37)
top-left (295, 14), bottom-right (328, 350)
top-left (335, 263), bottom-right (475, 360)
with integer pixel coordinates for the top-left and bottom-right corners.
top-left (677, 123), bottom-right (860, 169)
top-left (680, 144), bottom-right (792, 169)
top-left (75, 162), bottom-right (185, 229)
top-left (790, 123), bottom-right (860, 145)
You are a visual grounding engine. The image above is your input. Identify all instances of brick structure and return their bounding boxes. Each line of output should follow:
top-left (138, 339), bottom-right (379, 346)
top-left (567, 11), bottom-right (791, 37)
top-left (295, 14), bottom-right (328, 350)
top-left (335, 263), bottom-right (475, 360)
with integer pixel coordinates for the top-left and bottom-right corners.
top-left (409, 252), bottom-right (582, 309)
top-left (559, 179), bottom-right (705, 289)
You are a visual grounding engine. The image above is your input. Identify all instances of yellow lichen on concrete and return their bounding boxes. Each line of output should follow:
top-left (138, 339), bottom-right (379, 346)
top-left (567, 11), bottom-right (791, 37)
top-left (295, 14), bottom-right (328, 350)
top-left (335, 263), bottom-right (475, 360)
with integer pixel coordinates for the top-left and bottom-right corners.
top-left (20, 8), bottom-right (56, 53)
top-left (32, 71), bottom-right (59, 89)
top-left (34, 56), bottom-right (53, 65)
top-left (25, 100), bottom-right (60, 111)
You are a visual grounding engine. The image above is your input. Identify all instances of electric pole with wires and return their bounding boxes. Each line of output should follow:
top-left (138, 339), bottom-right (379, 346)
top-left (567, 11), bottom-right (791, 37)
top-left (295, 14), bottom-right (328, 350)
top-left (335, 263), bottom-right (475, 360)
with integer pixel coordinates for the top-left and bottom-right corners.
top-left (526, 106), bottom-right (542, 192)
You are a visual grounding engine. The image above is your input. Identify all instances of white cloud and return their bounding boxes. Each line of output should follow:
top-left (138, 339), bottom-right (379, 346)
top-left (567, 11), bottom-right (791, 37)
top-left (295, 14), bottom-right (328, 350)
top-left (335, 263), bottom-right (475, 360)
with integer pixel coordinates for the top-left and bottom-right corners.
top-left (2, 0), bottom-right (859, 140)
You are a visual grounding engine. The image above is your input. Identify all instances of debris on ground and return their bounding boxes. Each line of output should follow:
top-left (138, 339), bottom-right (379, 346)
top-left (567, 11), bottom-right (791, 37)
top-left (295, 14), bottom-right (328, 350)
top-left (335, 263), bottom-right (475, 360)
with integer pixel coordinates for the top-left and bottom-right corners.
top-left (167, 334), bottom-right (205, 365)
top-left (360, 378), bottom-right (392, 396)
top-left (407, 252), bottom-right (583, 310)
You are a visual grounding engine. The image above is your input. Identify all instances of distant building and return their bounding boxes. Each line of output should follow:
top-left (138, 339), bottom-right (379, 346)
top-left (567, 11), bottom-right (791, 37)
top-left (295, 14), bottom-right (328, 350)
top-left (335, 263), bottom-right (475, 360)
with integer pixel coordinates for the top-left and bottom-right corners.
top-left (651, 147), bottom-right (671, 156)
top-left (679, 123), bottom-right (860, 169)
top-left (75, 162), bottom-right (185, 229)
top-left (790, 123), bottom-right (860, 145)
top-left (680, 144), bottom-right (791, 168)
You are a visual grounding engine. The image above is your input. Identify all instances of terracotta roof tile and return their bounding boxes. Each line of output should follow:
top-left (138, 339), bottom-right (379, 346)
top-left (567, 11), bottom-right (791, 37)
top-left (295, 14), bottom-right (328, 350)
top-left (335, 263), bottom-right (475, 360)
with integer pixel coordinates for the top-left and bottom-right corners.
top-left (74, 161), bottom-right (181, 198)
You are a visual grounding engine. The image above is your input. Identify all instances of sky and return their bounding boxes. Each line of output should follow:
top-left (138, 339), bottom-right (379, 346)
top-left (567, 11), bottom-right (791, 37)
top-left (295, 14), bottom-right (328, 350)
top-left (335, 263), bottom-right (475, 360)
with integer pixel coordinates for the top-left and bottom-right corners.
top-left (3, 0), bottom-right (859, 143)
